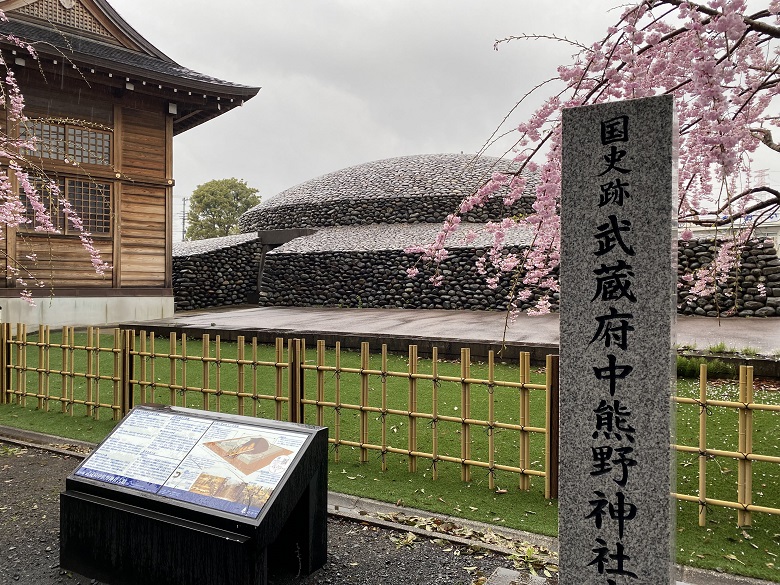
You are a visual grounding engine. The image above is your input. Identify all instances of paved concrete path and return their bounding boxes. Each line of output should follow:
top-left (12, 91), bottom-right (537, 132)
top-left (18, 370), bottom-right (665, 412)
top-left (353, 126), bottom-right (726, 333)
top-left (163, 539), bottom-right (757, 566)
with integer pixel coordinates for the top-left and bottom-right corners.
top-left (123, 306), bottom-right (780, 357)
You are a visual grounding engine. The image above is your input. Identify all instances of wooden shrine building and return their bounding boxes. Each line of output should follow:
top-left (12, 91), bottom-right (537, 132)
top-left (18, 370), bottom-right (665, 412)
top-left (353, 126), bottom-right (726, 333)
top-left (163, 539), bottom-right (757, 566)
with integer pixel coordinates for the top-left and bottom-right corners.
top-left (0, 0), bottom-right (259, 325)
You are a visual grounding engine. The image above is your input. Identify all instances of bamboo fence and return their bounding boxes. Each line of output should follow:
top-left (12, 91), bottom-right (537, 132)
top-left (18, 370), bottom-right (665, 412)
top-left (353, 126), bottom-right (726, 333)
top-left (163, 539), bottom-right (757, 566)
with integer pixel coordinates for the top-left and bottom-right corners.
top-left (0, 323), bottom-right (778, 523)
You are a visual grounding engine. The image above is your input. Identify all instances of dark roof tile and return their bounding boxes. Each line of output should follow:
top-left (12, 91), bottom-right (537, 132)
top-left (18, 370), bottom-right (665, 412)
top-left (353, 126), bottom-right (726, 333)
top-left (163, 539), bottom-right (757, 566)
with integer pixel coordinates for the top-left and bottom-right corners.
top-left (0, 19), bottom-right (258, 96)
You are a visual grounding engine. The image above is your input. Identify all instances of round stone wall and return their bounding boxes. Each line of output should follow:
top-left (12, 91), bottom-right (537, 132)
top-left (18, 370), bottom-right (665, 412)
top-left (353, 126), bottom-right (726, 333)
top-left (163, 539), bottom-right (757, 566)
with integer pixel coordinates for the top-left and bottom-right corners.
top-left (678, 237), bottom-right (780, 317)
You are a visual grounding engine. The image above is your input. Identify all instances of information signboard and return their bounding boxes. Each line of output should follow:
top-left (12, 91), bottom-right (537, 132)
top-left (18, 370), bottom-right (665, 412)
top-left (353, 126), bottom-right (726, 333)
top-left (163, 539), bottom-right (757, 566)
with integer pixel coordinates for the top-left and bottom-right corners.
top-left (61, 405), bottom-right (328, 585)
top-left (74, 408), bottom-right (308, 518)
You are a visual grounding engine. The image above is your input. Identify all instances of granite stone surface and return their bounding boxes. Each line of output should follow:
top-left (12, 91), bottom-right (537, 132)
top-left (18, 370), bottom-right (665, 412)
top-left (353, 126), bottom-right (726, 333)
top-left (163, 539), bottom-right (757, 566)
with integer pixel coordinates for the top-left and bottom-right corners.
top-left (559, 95), bottom-right (677, 584)
top-left (238, 153), bottom-right (537, 231)
top-left (173, 233), bottom-right (260, 257)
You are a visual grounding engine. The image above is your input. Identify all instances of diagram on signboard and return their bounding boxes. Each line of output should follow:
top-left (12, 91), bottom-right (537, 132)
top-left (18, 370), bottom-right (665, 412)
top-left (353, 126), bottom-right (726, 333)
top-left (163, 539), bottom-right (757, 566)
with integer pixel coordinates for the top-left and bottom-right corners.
top-left (203, 436), bottom-right (293, 476)
top-left (158, 422), bottom-right (305, 516)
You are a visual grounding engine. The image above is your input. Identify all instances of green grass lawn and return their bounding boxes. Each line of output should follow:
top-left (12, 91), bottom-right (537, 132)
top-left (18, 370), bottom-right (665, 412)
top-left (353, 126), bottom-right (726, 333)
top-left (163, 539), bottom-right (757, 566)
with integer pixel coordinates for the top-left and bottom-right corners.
top-left (0, 332), bottom-right (779, 581)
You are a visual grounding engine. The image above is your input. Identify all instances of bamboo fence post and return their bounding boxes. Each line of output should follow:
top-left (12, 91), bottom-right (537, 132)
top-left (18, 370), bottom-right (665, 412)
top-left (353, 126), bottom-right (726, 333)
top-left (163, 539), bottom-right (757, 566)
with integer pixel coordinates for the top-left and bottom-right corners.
top-left (488, 350), bottom-right (496, 491)
top-left (0, 323), bottom-right (7, 405)
top-left (67, 327), bottom-right (75, 414)
top-left (237, 336), bottom-right (245, 416)
top-left (37, 325), bottom-right (45, 411)
top-left (360, 341), bottom-right (370, 464)
top-left (460, 347), bottom-right (471, 483)
top-left (139, 332), bottom-right (148, 404)
top-left (738, 365), bottom-right (754, 527)
top-left (288, 338), bottom-right (302, 423)
top-left (738, 365), bottom-right (747, 526)
top-left (15, 323), bottom-right (24, 406)
top-left (287, 338), bottom-right (294, 422)
top-left (215, 335), bottom-right (222, 413)
top-left (202, 334), bottom-right (210, 411)
top-left (431, 346), bottom-right (438, 481)
top-left (300, 339), bottom-right (307, 422)
top-left (180, 334), bottom-right (188, 409)
top-left (43, 327), bottom-right (50, 411)
top-left (737, 366), bottom-right (747, 526)
top-left (545, 354), bottom-right (560, 499)
top-left (334, 341), bottom-right (341, 463)
top-left (94, 328), bottom-right (102, 420)
top-left (407, 344), bottom-right (417, 472)
top-left (274, 337), bottom-right (284, 420)
top-left (119, 330), bottom-right (126, 415)
top-left (519, 351), bottom-right (531, 491)
top-left (85, 327), bottom-right (94, 416)
top-left (150, 333), bottom-right (157, 405)
top-left (4, 322), bottom-right (12, 405)
top-left (316, 340), bottom-right (325, 427)
top-left (275, 338), bottom-right (284, 420)
top-left (112, 329), bottom-right (121, 421)
top-left (169, 333), bottom-right (178, 407)
top-left (59, 326), bottom-right (67, 412)
top-left (251, 338), bottom-right (259, 417)
top-left (698, 362), bottom-right (708, 527)
top-left (121, 330), bottom-right (134, 416)
top-left (381, 344), bottom-right (388, 472)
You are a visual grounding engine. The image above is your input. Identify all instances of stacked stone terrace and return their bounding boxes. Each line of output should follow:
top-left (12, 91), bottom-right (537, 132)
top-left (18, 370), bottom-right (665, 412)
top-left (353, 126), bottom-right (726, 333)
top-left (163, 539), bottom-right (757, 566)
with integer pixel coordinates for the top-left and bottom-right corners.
top-left (237, 153), bottom-right (548, 312)
top-left (172, 153), bottom-right (780, 316)
top-left (173, 233), bottom-right (261, 311)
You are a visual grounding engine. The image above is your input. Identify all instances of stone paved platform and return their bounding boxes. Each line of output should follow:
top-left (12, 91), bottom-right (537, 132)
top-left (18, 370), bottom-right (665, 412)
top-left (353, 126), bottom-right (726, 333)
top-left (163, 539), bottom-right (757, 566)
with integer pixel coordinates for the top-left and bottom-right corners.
top-left (120, 306), bottom-right (780, 364)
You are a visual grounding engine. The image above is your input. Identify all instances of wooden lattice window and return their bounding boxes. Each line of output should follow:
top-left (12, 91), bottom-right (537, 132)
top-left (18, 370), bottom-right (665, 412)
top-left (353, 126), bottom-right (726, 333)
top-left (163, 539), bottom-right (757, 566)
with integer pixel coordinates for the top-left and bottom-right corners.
top-left (66, 126), bottom-right (111, 165)
top-left (17, 0), bottom-right (112, 38)
top-left (21, 119), bottom-right (112, 166)
top-left (21, 176), bottom-right (111, 236)
top-left (68, 179), bottom-right (111, 234)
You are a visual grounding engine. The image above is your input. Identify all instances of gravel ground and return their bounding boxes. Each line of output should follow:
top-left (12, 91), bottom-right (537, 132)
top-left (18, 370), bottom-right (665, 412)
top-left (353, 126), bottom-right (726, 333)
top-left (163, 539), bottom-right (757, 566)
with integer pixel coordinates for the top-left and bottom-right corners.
top-left (0, 442), bottom-right (538, 585)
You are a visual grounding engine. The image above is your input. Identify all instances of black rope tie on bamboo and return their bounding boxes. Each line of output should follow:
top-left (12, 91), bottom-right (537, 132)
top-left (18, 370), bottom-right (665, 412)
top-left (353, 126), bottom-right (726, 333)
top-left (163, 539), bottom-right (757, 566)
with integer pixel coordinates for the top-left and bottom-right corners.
top-left (485, 424), bottom-right (495, 437)
top-left (486, 383), bottom-right (495, 395)
top-left (695, 398), bottom-right (714, 416)
top-left (428, 416), bottom-right (437, 429)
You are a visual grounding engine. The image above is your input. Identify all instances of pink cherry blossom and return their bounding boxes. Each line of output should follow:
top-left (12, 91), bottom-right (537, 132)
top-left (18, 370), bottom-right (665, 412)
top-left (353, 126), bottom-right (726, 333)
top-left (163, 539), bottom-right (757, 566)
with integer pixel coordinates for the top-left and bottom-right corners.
top-left (0, 9), bottom-right (110, 303)
top-left (413, 1), bottom-right (780, 315)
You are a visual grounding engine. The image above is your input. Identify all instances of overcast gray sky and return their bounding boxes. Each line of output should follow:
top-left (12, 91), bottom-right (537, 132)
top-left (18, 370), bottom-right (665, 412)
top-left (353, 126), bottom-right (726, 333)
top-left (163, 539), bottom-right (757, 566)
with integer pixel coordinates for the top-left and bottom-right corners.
top-left (103, 1), bottom-right (624, 239)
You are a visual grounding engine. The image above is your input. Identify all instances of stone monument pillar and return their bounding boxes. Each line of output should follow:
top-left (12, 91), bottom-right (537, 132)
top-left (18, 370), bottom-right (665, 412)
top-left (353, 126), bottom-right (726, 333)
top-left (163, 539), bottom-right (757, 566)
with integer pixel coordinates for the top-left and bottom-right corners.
top-left (559, 94), bottom-right (677, 584)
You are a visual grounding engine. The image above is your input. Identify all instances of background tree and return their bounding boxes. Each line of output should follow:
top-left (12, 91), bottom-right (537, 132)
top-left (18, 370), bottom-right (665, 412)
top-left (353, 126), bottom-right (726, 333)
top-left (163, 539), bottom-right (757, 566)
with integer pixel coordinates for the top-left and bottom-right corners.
top-left (185, 178), bottom-right (260, 240)
top-left (412, 0), bottom-right (780, 316)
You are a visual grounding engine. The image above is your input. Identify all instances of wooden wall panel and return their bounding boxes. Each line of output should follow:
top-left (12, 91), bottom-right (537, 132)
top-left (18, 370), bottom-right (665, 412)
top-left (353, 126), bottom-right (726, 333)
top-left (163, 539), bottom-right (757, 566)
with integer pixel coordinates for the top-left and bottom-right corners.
top-left (15, 235), bottom-right (114, 288)
top-left (121, 107), bottom-right (166, 181)
top-left (20, 76), bottom-right (114, 125)
top-left (119, 184), bottom-right (167, 287)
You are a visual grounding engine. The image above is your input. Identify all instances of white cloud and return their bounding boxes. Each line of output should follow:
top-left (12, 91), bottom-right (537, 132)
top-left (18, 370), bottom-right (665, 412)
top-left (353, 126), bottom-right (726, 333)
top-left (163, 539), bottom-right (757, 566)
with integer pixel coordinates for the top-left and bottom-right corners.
top-left (106, 0), bottom-right (623, 238)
